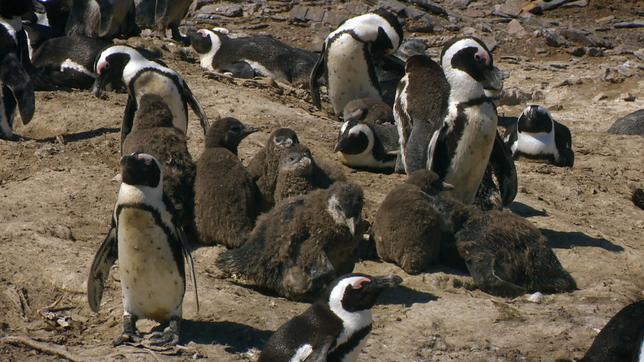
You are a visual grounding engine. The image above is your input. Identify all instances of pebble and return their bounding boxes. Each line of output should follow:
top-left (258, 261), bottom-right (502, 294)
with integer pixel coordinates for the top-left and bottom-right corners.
top-left (592, 93), bottom-right (608, 102)
top-left (620, 93), bottom-right (636, 102)
top-left (527, 292), bottom-right (544, 303)
top-left (506, 19), bottom-right (527, 37)
top-left (492, 0), bottom-right (523, 18)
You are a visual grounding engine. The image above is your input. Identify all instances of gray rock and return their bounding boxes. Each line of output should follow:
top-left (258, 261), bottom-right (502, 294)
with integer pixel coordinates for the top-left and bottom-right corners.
top-left (620, 93), bottom-right (636, 102)
top-left (634, 49), bottom-right (644, 61)
top-left (289, 5), bottom-right (308, 21)
top-left (305, 7), bottom-right (325, 22)
top-left (322, 10), bottom-right (345, 27)
top-left (492, 0), bottom-right (523, 18)
top-left (496, 87), bottom-right (532, 107)
top-left (614, 20), bottom-right (644, 29)
top-left (567, 47), bottom-right (585, 57)
top-left (586, 47), bottom-right (604, 57)
top-left (403, 0), bottom-right (447, 16)
top-left (542, 29), bottom-right (568, 47)
top-left (205, 3), bottom-right (242, 17)
top-left (406, 15), bottom-right (434, 33)
top-left (506, 19), bottom-right (526, 37)
top-left (451, 0), bottom-right (472, 9)
top-left (607, 109), bottom-right (644, 135)
top-left (559, 29), bottom-right (597, 47)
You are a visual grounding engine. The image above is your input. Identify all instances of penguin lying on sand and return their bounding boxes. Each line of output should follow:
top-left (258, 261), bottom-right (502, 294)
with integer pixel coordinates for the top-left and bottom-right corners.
top-left (259, 273), bottom-right (402, 362)
top-left (334, 117), bottom-right (399, 172)
top-left (310, 9), bottom-right (404, 115)
top-left (87, 153), bottom-right (198, 346)
top-left (194, 117), bottom-right (259, 248)
top-left (504, 104), bottom-right (574, 167)
top-left (581, 300), bottom-right (644, 362)
top-left (93, 45), bottom-right (209, 147)
top-left (188, 28), bottom-right (317, 86)
top-left (216, 182), bottom-right (364, 301)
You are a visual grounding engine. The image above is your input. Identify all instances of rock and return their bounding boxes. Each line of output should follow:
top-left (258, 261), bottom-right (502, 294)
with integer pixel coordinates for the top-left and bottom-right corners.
top-left (607, 109), bottom-right (644, 135)
top-left (559, 29), bottom-right (597, 47)
top-left (614, 20), bottom-right (644, 29)
top-left (634, 49), bottom-right (644, 61)
top-left (204, 3), bottom-right (242, 17)
top-left (403, 0), bottom-right (447, 16)
top-left (321, 10), bottom-right (345, 27)
top-left (406, 15), bottom-right (434, 33)
top-left (620, 93), bottom-right (636, 102)
top-left (632, 188), bottom-right (644, 210)
top-left (496, 87), bottom-right (532, 106)
top-left (481, 36), bottom-right (498, 51)
top-left (452, 0), bottom-right (472, 9)
top-left (592, 93), bottom-right (608, 102)
top-left (493, 0), bottom-right (523, 18)
top-left (47, 224), bottom-right (74, 240)
top-left (542, 29), bottom-right (568, 47)
top-left (506, 19), bottom-right (527, 37)
top-left (586, 47), bottom-right (603, 57)
top-left (289, 5), bottom-right (308, 21)
top-left (305, 7), bottom-right (325, 22)
top-left (616, 61), bottom-right (641, 77)
top-left (562, 0), bottom-right (588, 8)
top-left (595, 15), bottom-right (615, 24)
top-left (527, 292), bottom-right (544, 303)
top-left (567, 47), bottom-right (585, 56)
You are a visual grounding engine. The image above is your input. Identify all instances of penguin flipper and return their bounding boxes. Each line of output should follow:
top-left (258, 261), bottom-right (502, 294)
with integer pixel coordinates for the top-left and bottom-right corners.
top-left (183, 82), bottom-right (209, 135)
top-left (120, 96), bottom-right (136, 150)
top-left (0, 53), bottom-right (35, 124)
top-left (489, 131), bottom-right (517, 206)
top-left (305, 337), bottom-right (334, 362)
top-left (309, 44), bottom-right (326, 109)
top-left (176, 225), bottom-right (199, 313)
top-left (87, 224), bottom-right (118, 312)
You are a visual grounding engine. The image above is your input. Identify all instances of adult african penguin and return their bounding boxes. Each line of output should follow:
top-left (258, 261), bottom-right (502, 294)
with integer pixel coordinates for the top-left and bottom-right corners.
top-left (122, 93), bottom-right (197, 242)
top-left (334, 118), bottom-right (399, 172)
top-left (310, 9), bottom-right (404, 115)
top-left (188, 28), bottom-right (317, 86)
top-left (194, 117), bottom-right (259, 248)
top-left (0, 19), bottom-right (35, 140)
top-left (65, 0), bottom-right (135, 39)
top-left (505, 104), bottom-right (574, 167)
top-left (87, 152), bottom-right (198, 346)
top-left (216, 182), bottom-right (364, 301)
top-left (134, 0), bottom-right (191, 43)
top-left (581, 300), bottom-right (644, 362)
top-left (93, 45), bottom-right (209, 147)
top-left (259, 273), bottom-right (402, 362)
top-left (30, 34), bottom-right (110, 90)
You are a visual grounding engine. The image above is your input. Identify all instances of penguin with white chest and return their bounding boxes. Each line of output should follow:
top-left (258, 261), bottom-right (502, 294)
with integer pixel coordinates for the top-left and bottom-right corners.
top-left (505, 104), bottom-right (574, 167)
top-left (92, 45), bottom-right (209, 147)
top-left (87, 153), bottom-right (198, 346)
top-left (259, 273), bottom-right (402, 362)
top-left (334, 118), bottom-right (399, 172)
top-left (310, 9), bottom-right (404, 115)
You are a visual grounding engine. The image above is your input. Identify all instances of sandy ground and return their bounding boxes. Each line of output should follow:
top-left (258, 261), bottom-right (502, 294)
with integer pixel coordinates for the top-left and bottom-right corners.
top-left (1, 1), bottom-right (643, 361)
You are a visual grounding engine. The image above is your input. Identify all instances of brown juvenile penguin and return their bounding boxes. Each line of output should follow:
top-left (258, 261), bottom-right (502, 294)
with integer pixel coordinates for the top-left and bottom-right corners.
top-left (274, 144), bottom-right (315, 203)
top-left (122, 93), bottom-right (196, 239)
top-left (342, 97), bottom-right (395, 125)
top-left (216, 182), bottom-right (364, 301)
top-left (194, 117), bottom-right (259, 247)
top-left (373, 170), bottom-right (453, 274)
top-left (247, 128), bottom-right (301, 210)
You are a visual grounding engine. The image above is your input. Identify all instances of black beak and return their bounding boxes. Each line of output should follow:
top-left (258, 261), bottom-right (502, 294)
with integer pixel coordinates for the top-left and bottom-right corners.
top-left (243, 125), bottom-right (259, 136)
top-left (365, 275), bottom-right (403, 290)
top-left (334, 126), bottom-right (352, 153)
top-left (0, 54), bottom-right (35, 124)
top-left (481, 65), bottom-right (503, 92)
top-left (92, 72), bottom-right (109, 98)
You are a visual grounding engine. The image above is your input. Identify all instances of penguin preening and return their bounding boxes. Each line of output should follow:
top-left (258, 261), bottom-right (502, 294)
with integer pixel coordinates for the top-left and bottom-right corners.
top-left (194, 117), bottom-right (259, 248)
top-left (92, 45), bottom-right (209, 147)
top-left (259, 273), bottom-right (402, 362)
top-left (505, 104), bottom-right (574, 167)
top-left (334, 118), bottom-right (399, 172)
top-left (87, 153), bottom-right (198, 346)
top-left (581, 300), bottom-right (644, 362)
top-left (0, 19), bottom-right (35, 140)
top-left (188, 28), bottom-right (317, 86)
top-left (216, 182), bottom-right (364, 301)
top-left (310, 8), bottom-right (404, 115)
top-left (373, 170), bottom-right (453, 274)
top-left (122, 93), bottom-right (196, 241)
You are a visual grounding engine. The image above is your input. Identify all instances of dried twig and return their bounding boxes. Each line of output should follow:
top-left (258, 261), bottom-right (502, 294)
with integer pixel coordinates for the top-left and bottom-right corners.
top-left (0, 335), bottom-right (83, 362)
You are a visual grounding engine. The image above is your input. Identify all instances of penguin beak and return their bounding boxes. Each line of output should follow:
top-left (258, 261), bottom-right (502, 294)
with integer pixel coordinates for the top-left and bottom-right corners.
top-left (346, 217), bottom-right (356, 235)
top-left (1, 54), bottom-right (35, 124)
top-left (481, 65), bottom-right (503, 92)
top-left (242, 125), bottom-right (259, 136)
top-left (366, 275), bottom-right (403, 290)
top-left (333, 128), bottom-right (352, 153)
top-left (92, 72), bottom-right (109, 98)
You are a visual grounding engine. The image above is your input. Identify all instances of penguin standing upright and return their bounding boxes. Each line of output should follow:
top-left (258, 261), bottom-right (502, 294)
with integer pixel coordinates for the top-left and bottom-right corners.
top-left (92, 45), bottom-right (209, 146)
top-left (259, 273), bottom-right (402, 362)
top-left (0, 18), bottom-right (35, 139)
top-left (194, 117), bottom-right (259, 248)
top-left (134, 0), bottom-right (191, 43)
top-left (87, 153), bottom-right (198, 346)
top-left (65, 0), bottom-right (134, 39)
top-left (310, 9), bottom-right (404, 115)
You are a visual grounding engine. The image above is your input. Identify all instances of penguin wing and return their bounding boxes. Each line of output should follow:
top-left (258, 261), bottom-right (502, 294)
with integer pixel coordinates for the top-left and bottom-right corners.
top-left (427, 124), bottom-right (450, 179)
top-left (176, 225), bottom-right (200, 313)
top-left (304, 337), bottom-right (334, 362)
top-left (489, 131), bottom-right (518, 206)
top-left (120, 95), bottom-right (137, 149)
top-left (0, 53), bottom-right (35, 124)
top-left (309, 45), bottom-right (326, 109)
top-left (182, 81), bottom-right (209, 135)
top-left (87, 223), bottom-right (118, 312)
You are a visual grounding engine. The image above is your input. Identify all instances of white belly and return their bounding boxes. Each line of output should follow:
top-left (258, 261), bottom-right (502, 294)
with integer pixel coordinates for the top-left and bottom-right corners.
top-left (326, 35), bottom-right (381, 115)
top-left (340, 151), bottom-right (394, 169)
top-left (516, 130), bottom-right (559, 158)
top-left (442, 104), bottom-right (497, 204)
top-left (117, 208), bottom-right (184, 321)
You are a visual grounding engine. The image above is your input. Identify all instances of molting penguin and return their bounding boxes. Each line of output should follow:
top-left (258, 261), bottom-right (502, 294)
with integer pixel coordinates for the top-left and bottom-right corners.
top-left (310, 9), bottom-right (404, 115)
top-left (334, 118), bottom-right (399, 172)
top-left (87, 152), bottom-right (198, 346)
top-left (274, 144), bottom-right (315, 203)
top-left (134, 0), bottom-right (191, 43)
top-left (373, 170), bottom-right (453, 274)
top-left (259, 273), bottom-right (402, 362)
top-left (188, 28), bottom-right (317, 86)
top-left (581, 300), bottom-right (644, 362)
top-left (122, 93), bottom-right (196, 241)
top-left (216, 182), bottom-right (364, 301)
top-left (30, 34), bottom-right (110, 90)
top-left (0, 19), bottom-right (35, 140)
top-left (505, 104), bottom-right (574, 167)
top-left (427, 37), bottom-right (512, 205)
top-left (93, 45), bottom-right (209, 147)
top-left (194, 117), bottom-right (259, 248)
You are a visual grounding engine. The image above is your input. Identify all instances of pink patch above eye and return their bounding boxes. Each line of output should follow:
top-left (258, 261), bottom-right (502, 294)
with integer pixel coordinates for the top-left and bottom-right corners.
top-left (351, 277), bottom-right (371, 289)
top-left (96, 61), bottom-right (107, 75)
top-left (475, 51), bottom-right (490, 65)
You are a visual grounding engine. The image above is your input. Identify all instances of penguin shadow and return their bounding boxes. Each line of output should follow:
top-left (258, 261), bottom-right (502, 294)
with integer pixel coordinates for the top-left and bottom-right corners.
top-left (377, 285), bottom-right (438, 307)
top-left (540, 229), bottom-right (624, 252)
top-left (179, 319), bottom-right (272, 353)
top-left (33, 127), bottom-right (120, 143)
top-left (509, 201), bottom-right (548, 218)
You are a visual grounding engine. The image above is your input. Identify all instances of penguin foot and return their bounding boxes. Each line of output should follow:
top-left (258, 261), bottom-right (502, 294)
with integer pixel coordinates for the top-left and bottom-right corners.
top-left (145, 319), bottom-right (180, 346)
top-left (113, 314), bottom-right (141, 346)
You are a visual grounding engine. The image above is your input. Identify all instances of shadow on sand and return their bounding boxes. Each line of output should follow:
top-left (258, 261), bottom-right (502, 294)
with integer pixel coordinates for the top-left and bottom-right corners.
top-left (540, 229), bottom-right (624, 252)
top-left (509, 201), bottom-right (548, 218)
top-left (181, 320), bottom-right (272, 353)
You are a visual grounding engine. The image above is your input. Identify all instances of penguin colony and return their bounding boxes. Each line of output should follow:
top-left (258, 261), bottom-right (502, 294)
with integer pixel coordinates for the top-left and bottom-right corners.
top-left (2, 2), bottom-right (638, 360)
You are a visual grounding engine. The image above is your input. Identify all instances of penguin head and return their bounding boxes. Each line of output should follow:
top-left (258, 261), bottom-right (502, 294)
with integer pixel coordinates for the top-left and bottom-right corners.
top-left (188, 28), bottom-right (227, 58)
top-left (406, 170), bottom-right (454, 195)
top-left (441, 37), bottom-right (503, 97)
top-left (120, 152), bottom-right (162, 188)
top-left (93, 45), bottom-right (143, 97)
top-left (333, 9), bottom-right (403, 57)
top-left (326, 182), bottom-right (364, 235)
top-left (205, 117), bottom-right (258, 152)
top-left (518, 105), bottom-right (553, 133)
top-left (517, 105), bottom-right (574, 167)
top-left (268, 128), bottom-right (300, 152)
top-left (334, 120), bottom-right (373, 155)
top-left (325, 273), bottom-right (402, 314)
top-left (278, 144), bottom-right (313, 176)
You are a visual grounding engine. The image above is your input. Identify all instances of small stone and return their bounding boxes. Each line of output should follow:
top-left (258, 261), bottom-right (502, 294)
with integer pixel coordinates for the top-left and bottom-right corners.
top-left (527, 292), bottom-right (544, 303)
top-left (321, 10), bottom-right (345, 27)
top-left (592, 93), bottom-right (608, 102)
top-left (289, 5), bottom-right (308, 21)
top-left (481, 36), bottom-right (498, 51)
top-left (405, 0), bottom-right (447, 16)
top-left (567, 47), bottom-right (586, 57)
top-left (620, 93), bottom-right (636, 102)
top-left (396, 38), bottom-right (428, 59)
top-left (586, 47), bottom-right (604, 57)
top-left (559, 29), bottom-right (597, 47)
top-left (305, 7), bottom-right (325, 22)
top-left (634, 49), bottom-right (644, 61)
top-left (614, 20), bottom-right (644, 29)
top-left (406, 15), bottom-right (433, 33)
top-left (542, 29), bottom-right (568, 47)
top-left (506, 19), bottom-right (526, 37)
top-left (452, 0), bottom-right (472, 9)
top-left (48, 224), bottom-right (74, 240)
top-left (595, 15), bottom-right (615, 24)
top-left (206, 3), bottom-right (242, 17)
top-left (616, 61), bottom-right (640, 77)
top-left (492, 0), bottom-right (523, 18)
